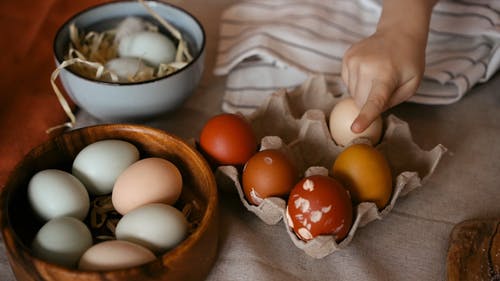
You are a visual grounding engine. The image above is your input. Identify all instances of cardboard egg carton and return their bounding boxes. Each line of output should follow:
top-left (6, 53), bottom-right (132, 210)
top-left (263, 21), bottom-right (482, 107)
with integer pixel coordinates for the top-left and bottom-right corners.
top-left (214, 75), bottom-right (447, 258)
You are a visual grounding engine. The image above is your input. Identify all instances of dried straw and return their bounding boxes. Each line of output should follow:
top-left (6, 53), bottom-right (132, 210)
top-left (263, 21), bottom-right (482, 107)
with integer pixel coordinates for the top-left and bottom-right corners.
top-left (48, 0), bottom-right (194, 133)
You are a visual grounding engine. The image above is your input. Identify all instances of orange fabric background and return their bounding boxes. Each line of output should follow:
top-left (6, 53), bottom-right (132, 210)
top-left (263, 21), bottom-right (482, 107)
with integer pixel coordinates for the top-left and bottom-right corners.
top-left (0, 0), bottom-right (111, 186)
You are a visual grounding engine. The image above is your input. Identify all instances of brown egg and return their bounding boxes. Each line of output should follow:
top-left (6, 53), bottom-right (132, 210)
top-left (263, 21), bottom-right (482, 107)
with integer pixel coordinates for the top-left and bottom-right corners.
top-left (242, 149), bottom-right (298, 205)
top-left (332, 143), bottom-right (392, 209)
top-left (286, 175), bottom-right (353, 242)
top-left (199, 113), bottom-right (257, 165)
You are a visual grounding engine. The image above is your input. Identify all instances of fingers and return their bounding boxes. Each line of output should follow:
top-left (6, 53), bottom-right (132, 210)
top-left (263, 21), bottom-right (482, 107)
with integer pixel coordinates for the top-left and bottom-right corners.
top-left (340, 30), bottom-right (426, 135)
top-left (387, 76), bottom-right (421, 108)
top-left (341, 56), bottom-right (349, 86)
top-left (342, 55), bottom-right (394, 133)
top-left (351, 80), bottom-right (393, 133)
top-left (342, 46), bottom-right (361, 102)
top-left (342, 48), bottom-right (375, 109)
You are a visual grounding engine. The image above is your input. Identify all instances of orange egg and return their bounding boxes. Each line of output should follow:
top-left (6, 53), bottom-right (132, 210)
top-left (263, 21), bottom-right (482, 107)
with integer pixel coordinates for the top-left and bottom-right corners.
top-left (332, 143), bottom-right (392, 209)
top-left (199, 113), bottom-right (257, 165)
top-left (242, 149), bottom-right (298, 205)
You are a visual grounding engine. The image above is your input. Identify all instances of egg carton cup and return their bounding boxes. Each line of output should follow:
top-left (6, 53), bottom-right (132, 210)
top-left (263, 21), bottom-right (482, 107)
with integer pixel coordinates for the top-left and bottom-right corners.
top-left (214, 75), bottom-right (447, 258)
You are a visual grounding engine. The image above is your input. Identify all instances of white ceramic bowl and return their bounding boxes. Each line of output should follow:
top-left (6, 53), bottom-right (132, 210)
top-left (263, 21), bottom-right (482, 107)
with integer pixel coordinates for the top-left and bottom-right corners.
top-left (53, 1), bottom-right (206, 122)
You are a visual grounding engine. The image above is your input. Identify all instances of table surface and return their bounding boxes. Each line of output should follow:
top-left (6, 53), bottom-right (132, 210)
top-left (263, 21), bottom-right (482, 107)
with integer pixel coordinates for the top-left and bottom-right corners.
top-left (1, 1), bottom-right (499, 280)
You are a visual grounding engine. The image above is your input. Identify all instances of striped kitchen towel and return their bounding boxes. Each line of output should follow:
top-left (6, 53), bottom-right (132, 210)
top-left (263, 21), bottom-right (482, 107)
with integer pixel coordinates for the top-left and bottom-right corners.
top-left (214, 0), bottom-right (500, 115)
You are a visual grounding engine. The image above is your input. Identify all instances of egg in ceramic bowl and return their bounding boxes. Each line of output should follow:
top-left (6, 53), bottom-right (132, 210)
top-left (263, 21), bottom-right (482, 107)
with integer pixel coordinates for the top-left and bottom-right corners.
top-left (52, 1), bottom-right (206, 122)
top-left (0, 124), bottom-right (218, 281)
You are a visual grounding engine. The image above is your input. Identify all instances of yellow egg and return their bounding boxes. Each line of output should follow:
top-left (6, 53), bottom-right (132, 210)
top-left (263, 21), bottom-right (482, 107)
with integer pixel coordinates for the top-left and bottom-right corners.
top-left (332, 143), bottom-right (392, 209)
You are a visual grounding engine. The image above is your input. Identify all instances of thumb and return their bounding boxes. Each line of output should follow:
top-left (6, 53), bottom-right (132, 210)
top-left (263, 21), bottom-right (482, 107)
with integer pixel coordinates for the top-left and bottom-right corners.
top-left (351, 80), bottom-right (394, 133)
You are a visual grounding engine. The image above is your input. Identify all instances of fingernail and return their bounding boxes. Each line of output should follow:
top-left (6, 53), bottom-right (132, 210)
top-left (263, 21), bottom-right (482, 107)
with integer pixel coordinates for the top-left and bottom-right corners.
top-left (351, 121), bottom-right (362, 133)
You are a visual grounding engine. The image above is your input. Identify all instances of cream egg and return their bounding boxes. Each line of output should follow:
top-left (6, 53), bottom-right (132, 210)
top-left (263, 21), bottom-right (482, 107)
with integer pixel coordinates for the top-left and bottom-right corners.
top-left (28, 169), bottom-right (89, 221)
top-left (78, 240), bottom-right (156, 271)
top-left (112, 157), bottom-right (182, 215)
top-left (118, 31), bottom-right (176, 67)
top-left (329, 97), bottom-right (383, 146)
top-left (72, 139), bottom-right (140, 196)
top-left (115, 203), bottom-right (188, 254)
top-left (32, 217), bottom-right (93, 268)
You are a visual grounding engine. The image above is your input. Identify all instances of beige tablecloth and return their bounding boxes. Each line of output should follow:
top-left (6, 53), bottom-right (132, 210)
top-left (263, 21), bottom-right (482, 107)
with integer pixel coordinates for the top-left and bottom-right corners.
top-left (1, 1), bottom-right (499, 280)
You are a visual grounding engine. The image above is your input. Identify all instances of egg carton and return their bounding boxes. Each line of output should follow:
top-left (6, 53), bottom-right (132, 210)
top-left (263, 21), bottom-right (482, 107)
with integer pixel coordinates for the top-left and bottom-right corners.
top-left (214, 75), bottom-right (447, 258)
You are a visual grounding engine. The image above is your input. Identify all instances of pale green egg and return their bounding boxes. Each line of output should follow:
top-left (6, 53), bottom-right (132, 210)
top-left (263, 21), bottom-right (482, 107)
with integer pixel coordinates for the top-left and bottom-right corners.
top-left (28, 169), bottom-right (89, 221)
top-left (32, 217), bottom-right (93, 268)
top-left (115, 203), bottom-right (188, 254)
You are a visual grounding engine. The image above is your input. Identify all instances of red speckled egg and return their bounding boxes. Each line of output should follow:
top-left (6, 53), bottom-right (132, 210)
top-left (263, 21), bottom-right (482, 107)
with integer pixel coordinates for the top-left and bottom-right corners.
top-left (199, 113), bottom-right (257, 165)
top-left (286, 175), bottom-right (353, 242)
top-left (242, 149), bottom-right (298, 205)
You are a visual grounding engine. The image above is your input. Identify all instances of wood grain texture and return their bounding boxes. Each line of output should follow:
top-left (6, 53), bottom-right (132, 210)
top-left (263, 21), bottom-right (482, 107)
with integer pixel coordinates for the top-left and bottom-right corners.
top-left (0, 124), bottom-right (218, 281)
top-left (447, 219), bottom-right (500, 281)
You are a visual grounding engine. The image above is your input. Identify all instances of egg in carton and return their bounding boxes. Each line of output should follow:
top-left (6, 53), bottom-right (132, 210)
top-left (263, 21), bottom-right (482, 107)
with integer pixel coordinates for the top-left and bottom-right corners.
top-left (214, 75), bottom-right (447, 258)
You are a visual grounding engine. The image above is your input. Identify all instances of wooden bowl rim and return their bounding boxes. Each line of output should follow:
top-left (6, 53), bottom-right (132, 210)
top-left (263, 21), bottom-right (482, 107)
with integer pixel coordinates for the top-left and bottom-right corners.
top-left (0, 124), bottom-right (218, 276)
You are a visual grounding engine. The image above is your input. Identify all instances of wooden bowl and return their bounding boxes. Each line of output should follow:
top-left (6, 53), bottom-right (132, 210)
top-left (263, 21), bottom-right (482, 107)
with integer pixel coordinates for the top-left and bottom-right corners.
top-left (0, 124), bottom-right (218, 281)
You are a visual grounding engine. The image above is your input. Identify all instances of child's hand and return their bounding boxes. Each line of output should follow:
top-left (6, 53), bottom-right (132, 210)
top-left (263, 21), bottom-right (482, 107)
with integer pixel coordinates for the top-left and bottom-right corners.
top-left (341, 0), bottom-right (437, 133)
top-left (341, 29), bottom-right (425, 133)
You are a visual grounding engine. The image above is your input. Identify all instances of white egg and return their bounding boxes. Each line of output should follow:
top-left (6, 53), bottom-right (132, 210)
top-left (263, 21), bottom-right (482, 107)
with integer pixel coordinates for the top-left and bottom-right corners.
top-left (114, 16), bottom-right (148, 44)
top-left (115, 203), bottom-right (188, 254)
top-left (28, 169), bottom-right (89, 221)
top-left (32, 217), bottom-right (93, 268)
top-left (329, 97), bottom-right (383, 146)
top-left (72, 140), bottom-right (140, 195)
top-left (105, 57), bottom-right (154, 82)
top-left (118, 31), bottom-right (176, 67)
top-left (78, 240), bottom-right (156, 271)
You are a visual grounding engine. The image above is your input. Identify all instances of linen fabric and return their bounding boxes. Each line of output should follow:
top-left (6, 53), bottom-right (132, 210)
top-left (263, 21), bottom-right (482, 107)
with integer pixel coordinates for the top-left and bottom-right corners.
top-left (214, 0), bottom-right (500, 115)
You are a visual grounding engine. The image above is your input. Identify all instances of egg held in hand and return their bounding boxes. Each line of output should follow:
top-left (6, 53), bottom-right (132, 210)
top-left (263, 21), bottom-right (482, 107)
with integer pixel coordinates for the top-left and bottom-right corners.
top-left (329, 97), bottom-right (383, 146)
top-left (286, 175), bottom-right (353, 242)
top-left (332, 143), bottom-right (392, 209)
top-left (112, 157), bottom-right (183, 215)
top-left (199, 113), bottom-right (257, 165)
top-left (242, 149), bottom-right (298, 205)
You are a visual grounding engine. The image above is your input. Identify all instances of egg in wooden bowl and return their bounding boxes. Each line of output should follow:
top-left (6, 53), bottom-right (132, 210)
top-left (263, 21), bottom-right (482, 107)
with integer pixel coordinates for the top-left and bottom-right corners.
top-left (0, 124), bottom-right (218, 281)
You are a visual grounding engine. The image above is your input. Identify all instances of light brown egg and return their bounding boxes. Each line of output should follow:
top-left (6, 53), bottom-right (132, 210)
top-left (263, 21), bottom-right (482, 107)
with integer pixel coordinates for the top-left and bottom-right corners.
top-left (78, 240), bottom-right (156, 271)
top-left (112, 157), bottom-right (182, 215)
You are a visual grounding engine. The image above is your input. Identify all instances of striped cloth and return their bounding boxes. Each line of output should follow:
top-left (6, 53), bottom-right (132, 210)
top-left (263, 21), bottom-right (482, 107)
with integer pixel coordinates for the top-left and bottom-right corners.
top-left (214, 0), bottom-right (500, 115)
